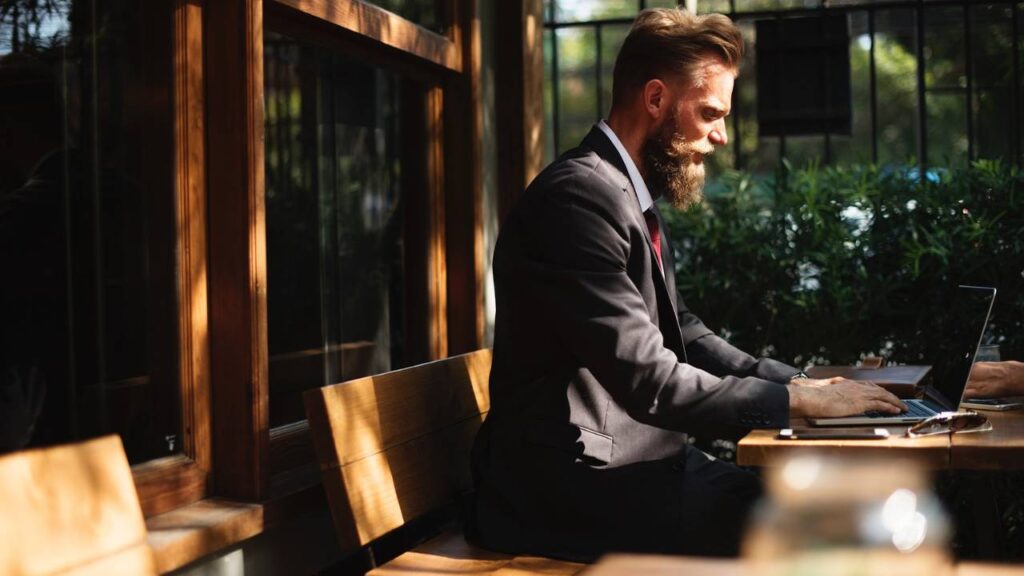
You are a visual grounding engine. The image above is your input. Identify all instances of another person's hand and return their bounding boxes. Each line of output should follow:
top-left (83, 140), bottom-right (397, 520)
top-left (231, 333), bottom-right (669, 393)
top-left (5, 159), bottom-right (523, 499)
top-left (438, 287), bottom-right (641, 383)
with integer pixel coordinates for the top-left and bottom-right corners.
top-left (789, 379), bottom-right (907, 418)
top-left (965, 361), bottom-right (1024, 398)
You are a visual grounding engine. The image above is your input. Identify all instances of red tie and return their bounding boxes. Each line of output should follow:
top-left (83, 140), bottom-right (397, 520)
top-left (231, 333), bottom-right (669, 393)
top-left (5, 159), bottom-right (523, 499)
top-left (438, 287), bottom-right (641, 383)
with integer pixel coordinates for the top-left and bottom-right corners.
top-left (644, 208), bottom-right (663, 271)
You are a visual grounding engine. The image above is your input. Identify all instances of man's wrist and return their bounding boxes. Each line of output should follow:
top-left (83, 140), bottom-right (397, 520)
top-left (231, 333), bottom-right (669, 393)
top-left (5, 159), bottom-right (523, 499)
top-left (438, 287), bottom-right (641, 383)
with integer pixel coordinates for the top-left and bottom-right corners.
top-left (1008, 361), bottom-right (1024, 388)
top-left (788, 386), bottom-right (808, 417)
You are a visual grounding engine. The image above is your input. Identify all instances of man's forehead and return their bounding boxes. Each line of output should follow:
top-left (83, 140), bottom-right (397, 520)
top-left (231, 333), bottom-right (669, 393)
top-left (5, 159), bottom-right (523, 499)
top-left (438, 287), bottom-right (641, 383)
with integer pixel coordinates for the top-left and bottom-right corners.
top-left (681, 58), bottom-right (735, 90)
top-left (702, 92), bottom-right (730, 111)
top-left (687, 64), bottom-right (734, 109)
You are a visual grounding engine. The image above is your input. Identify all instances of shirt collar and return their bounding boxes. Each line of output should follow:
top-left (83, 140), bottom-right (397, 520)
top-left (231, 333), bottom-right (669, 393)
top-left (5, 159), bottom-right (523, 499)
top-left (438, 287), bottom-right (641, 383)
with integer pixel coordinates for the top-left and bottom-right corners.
top-left (597, 119), bottom-right (654, 212)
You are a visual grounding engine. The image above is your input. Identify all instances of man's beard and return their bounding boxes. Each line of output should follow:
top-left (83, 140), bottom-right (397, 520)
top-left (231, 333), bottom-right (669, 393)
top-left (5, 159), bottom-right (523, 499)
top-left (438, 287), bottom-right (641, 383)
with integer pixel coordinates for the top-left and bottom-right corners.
top-left (642, 112), bottom-right (715, 210)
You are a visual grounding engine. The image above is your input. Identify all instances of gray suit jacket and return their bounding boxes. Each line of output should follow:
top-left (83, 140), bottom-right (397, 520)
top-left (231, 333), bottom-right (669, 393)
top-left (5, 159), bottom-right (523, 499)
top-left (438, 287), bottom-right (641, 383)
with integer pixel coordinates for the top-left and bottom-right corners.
top-left (470, 126), bottom-right (797, 555)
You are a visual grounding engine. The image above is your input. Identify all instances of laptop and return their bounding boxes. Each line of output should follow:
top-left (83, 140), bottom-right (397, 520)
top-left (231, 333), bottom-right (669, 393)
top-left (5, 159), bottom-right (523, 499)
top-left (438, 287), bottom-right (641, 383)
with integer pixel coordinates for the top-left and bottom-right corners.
top-left (808, 285), bottom-right (996, 427)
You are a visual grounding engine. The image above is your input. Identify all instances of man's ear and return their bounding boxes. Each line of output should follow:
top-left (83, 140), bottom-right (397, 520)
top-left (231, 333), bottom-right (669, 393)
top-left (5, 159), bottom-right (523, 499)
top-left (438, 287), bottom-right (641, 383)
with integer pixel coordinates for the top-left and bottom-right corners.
top-left (642, 78), bottom-right (668, 121)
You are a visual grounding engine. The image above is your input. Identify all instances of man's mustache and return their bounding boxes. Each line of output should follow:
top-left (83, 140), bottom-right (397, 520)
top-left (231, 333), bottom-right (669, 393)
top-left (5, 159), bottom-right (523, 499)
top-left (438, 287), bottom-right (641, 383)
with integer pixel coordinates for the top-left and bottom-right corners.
top-left (666, 135), bottom-right (715, 159)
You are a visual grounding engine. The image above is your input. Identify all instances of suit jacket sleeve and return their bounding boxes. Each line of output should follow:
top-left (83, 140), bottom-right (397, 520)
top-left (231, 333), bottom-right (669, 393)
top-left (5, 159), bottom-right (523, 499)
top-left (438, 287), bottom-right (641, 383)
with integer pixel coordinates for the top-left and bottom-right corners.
top-left (677, 295), bottom-right (802, 383)
top-left (516, 178), bottom-right (789, 437)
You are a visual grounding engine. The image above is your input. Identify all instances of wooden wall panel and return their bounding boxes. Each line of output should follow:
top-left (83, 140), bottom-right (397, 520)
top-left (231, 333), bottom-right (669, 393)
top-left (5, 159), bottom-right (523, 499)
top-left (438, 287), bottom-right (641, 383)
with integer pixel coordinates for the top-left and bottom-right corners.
top-left (495, 0), bottom-right (545, 222)
top-left (400, 81), bottom-right (449, 366)
top-left (444, 0), bottom-right (485, 354)
top-left (205, 0), bottom-right (270, 501)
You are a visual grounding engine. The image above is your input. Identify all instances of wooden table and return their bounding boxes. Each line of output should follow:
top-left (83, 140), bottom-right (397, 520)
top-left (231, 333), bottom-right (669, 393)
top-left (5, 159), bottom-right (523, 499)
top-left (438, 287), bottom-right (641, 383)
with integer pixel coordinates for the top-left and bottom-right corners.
top-left (737, 420), bottom-right (950, 468)
top-left (737, 409), bottom-right (1024, 470)
top-left (580, 554), bottom-right (1024, 576)
top-left (951, 410), bottom-right (1024, 469)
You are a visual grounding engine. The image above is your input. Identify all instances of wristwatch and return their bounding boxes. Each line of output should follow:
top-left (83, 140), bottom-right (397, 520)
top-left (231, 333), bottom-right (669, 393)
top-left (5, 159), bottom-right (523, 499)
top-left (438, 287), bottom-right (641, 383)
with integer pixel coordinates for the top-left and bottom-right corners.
top-left (789, 371), bottom-right (810, 382)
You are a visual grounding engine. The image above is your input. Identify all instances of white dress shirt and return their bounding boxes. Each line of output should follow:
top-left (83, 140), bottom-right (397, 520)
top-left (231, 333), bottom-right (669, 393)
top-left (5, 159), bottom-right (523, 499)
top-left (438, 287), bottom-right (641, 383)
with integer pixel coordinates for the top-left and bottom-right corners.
top-left (597, 119), bottom-right (654, 212)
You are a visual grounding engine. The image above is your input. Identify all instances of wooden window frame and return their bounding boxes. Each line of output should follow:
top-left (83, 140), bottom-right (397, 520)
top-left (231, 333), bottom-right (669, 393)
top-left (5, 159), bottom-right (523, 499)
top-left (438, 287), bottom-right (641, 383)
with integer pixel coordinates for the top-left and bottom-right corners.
top-left (271, 0), bottom-right (463, 72)
top-left (130, 0), bottom-right (212, 518)
top-left (133, 0), bottom-right (532, 518)
top-left (196, 0), bottom-right (486, 503)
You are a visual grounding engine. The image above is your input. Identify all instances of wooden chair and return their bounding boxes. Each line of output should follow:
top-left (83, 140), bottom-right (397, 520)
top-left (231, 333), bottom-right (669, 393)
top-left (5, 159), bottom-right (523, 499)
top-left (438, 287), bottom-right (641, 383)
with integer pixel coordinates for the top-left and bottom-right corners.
top-left (304, 349), bottom-right (584, 575)
top-left (0, 435), bottom-right (156, 576)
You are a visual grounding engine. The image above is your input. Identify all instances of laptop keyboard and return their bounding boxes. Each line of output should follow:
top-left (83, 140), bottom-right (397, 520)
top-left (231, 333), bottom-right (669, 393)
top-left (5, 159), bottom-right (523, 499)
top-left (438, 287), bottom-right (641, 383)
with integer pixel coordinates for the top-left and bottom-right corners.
top-left (864, 400), bottom-right (937, 418)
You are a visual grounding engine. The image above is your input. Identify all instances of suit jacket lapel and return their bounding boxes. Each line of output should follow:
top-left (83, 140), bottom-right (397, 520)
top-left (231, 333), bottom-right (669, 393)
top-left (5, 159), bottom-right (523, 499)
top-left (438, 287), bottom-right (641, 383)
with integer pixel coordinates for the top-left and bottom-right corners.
top-left (581, 127), bottom-right (659, 271)
top-left (582, 127), bottom-right (686, 359)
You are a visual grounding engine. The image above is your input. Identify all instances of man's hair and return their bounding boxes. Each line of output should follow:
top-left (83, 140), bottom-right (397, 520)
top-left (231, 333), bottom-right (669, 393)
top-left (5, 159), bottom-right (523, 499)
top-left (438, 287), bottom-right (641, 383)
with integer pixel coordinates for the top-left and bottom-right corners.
top-left (611, 8), bottom-right (744, 108)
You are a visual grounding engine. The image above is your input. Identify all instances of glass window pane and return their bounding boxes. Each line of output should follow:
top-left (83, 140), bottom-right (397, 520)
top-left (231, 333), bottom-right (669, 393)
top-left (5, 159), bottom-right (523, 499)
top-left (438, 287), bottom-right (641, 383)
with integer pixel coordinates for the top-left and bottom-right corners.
top-left (734, 0), bottom-right (819, 12)
top-left (369, 0), bottom-right (447, 34)
top-left (974, 88), bottom-right (1014, 161)
top-left (926, 92), bottom-right (968, 167)
top-left (785, 135), bottom-right (825, 168)
top-left (832, 11), bottom-right (874, 165)
top-left (697, 0), bottom-right (732, 14)
top-left (0, 0), bottom-right (180, 462)
top-left (556, 27), bottom-right (598, 155)
top-left (735, 20), bottom-right (778, 174)
top-left (829, 0), bottom-right (909, 6)
top-left (970, 4), bottom-right (1013, 162)
top-left (971, 4), bottom-right (1012, 87)
top-left (555, 0), bottom-right (640, 23)
top-left (264, 33), bottom-right (410, 427)
top-left (874, 8), bottom-right (919, 166)
top-left (924, 6), bottom-right (965, 89)
top-left (599, 24), bottom-right (630, 119)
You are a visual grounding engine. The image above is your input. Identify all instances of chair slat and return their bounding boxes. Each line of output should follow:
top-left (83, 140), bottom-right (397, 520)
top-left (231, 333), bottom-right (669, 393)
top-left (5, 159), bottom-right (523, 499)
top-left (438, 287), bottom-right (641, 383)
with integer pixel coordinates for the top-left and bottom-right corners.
top-left (305, 349), bottom-right (491, 554)
top-left (0, 435), bottom-right (156, 576)
top-left (304, 349), bottom-right (491, 469)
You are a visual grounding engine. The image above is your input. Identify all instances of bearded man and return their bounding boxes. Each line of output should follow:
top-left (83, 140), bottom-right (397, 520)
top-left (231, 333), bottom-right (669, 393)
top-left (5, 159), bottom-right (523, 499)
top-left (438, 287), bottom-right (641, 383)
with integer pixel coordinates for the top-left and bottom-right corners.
top-left (468, 8), bottom-right (905, 560)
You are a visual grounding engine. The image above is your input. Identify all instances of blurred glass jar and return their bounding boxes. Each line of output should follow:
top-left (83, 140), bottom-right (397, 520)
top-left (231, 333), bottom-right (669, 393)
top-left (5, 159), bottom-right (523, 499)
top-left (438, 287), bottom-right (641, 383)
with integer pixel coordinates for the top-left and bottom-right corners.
top-left (743, 454), bottom-right (952, 576)
top-left (975, 344), bottom-right (1001, 362)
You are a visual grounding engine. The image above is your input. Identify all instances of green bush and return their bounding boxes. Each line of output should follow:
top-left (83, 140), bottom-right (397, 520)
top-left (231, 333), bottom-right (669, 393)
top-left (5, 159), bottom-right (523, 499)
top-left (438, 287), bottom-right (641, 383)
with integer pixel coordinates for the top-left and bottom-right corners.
top-left (665, 161), bottom-right (1024, 560)
top-left (663, 160), bottom-right (1024, 371)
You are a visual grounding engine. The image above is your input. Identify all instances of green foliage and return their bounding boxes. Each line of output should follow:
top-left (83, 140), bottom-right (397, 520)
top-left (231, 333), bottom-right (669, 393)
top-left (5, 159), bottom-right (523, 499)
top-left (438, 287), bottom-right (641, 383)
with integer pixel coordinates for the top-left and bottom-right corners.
top-left (663, 160), bottom-right (1024, 371)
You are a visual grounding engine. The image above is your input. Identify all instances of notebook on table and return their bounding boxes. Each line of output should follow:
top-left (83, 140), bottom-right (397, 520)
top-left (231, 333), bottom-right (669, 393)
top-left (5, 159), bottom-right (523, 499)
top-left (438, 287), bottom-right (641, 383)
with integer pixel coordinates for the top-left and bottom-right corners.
top-left (808, 285), bottom-right (996, 427)
top-left (806, 365), bottom-right (931, 399)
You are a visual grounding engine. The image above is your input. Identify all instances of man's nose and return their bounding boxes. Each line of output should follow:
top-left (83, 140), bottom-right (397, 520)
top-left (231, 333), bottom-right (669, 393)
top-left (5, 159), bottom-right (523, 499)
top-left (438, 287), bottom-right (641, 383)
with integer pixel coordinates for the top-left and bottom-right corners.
top-left (709, 119), bottom-right (728, 146)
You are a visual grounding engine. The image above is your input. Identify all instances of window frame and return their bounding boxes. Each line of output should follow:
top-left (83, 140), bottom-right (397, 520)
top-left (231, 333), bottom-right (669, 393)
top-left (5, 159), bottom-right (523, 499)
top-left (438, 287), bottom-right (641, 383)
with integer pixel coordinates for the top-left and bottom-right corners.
top-left (199, 0), bottom-right (485, 503)
top-left (125, 0), bottom-right (211, 518)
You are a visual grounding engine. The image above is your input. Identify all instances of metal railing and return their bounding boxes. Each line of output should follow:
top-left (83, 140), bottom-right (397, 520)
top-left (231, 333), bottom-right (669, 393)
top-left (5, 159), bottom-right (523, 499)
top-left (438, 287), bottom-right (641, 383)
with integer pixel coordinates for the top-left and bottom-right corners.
top-left (544, 0), bottom-right (1023, 172)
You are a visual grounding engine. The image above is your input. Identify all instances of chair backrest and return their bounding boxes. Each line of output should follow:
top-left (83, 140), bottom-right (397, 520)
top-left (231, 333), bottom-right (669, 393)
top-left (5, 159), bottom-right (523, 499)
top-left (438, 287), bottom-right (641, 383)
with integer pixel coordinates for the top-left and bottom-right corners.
top-left (0, 435), bottom-right (156, 576)
top-left (304, 348), bottom-right (492, 554)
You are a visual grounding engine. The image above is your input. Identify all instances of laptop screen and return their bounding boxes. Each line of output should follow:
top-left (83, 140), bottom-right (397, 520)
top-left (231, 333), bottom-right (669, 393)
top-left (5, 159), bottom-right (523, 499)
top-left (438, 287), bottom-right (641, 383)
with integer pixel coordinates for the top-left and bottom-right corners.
top-left (927, 285), bottom-right (997, 409)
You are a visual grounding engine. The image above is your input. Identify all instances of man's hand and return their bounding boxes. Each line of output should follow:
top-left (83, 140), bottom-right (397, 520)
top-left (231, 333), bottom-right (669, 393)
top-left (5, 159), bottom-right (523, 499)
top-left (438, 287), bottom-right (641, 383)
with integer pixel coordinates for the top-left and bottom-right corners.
top-left (789, 378), bottom-right (907, 418)
top-left (789, 376), bottom-right (843, 389)
top-left (966, 361), bottom-right (1024, 398)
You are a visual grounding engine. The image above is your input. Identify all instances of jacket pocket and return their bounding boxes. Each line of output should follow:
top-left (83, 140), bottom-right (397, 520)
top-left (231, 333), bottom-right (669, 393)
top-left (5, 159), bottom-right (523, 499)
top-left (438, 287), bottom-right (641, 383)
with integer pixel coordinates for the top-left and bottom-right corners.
top-left (525, 420), bottom-right (614, 465)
